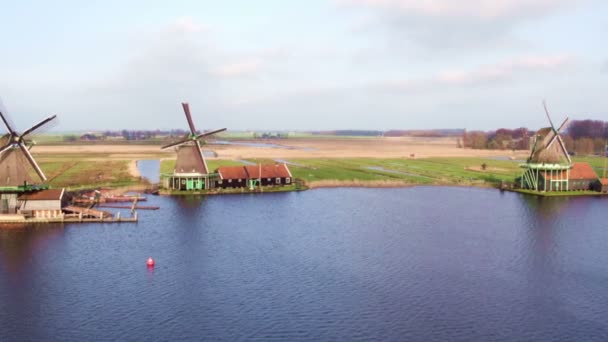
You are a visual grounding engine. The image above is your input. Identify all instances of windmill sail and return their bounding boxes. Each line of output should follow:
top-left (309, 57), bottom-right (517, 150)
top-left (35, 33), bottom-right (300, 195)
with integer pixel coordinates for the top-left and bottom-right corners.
top-left (0, 109), bottom-right (56, 185)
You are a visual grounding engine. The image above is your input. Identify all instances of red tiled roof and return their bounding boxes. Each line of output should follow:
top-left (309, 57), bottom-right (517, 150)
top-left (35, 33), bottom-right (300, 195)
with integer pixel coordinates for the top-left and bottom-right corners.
top-left (540, 162), bottom-right (598, 181)
top-left (244, 164), bottom-right (291, 179)
top-left (600, 178), bottom-right (608, 186)
top-left (569, 162), bottom-right (598, 180)
top-left (217, 166), bottom-right (249, 180)
top-left (18, 189), bottom-right (64, 201)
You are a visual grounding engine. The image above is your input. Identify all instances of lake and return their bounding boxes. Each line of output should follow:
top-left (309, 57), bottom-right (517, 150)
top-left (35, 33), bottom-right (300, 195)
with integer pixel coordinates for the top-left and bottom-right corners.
top-left (2, 187), bottom-right (608, 341)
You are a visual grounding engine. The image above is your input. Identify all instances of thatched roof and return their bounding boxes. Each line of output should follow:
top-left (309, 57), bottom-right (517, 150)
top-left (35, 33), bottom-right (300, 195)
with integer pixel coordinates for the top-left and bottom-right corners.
top-left (528, 127), bottom-right (570, 164)
top-left (174, 144), bottom-right (208, 175)
top-left (0, 148), bottom-right (38, 186)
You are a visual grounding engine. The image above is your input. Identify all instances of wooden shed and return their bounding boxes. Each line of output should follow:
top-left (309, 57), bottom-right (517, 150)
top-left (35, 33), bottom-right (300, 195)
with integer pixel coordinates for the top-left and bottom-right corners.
top-left (17, 189), bottom-right (65, 218)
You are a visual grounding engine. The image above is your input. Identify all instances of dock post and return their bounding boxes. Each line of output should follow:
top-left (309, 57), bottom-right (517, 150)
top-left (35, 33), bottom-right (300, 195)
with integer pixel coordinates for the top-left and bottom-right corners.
top-left (116, 212), bottom-right (121, 222)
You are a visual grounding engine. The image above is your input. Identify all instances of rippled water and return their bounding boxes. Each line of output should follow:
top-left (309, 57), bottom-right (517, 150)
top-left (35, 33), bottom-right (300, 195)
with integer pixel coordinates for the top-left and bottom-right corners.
top-left (2, 187), bottom-right (608, 341)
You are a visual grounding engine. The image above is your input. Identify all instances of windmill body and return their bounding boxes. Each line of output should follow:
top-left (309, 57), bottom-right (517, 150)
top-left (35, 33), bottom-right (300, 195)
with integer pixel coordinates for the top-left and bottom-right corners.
top-left (0, 108), bottom-right (57, 214)
top-left (161, 103), bottom-right (226, 191)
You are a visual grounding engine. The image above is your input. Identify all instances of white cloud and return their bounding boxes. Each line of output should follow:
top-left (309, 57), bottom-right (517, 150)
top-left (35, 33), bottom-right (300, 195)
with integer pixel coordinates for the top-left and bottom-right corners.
top-left (337, 0), bottom-right (581, 49)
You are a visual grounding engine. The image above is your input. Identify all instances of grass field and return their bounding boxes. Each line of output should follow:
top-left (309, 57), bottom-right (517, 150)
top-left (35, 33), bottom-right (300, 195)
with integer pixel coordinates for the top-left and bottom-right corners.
top-left (23, 137), bottom-right (608, 192)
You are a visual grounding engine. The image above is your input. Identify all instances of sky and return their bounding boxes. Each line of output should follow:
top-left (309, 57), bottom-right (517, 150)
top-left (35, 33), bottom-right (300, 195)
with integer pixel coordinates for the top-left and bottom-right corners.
top-left (0, 0), bottom-right (606, 132)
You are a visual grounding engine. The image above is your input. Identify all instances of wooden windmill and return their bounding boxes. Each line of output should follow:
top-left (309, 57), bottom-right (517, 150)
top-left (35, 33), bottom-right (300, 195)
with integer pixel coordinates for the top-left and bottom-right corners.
top-left (161, 102), bottom-right (226, 191)
top-left (519, 101), bottom-right (572, 191)
top-left (0, 109), bottom-right (56, 189)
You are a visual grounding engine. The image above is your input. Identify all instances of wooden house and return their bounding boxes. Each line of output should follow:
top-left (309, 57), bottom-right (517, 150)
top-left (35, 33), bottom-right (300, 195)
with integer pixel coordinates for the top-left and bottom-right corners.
top-left (216, 166), bottom-right (249, 188)
top-left (244, 164), bottom-right (292, 187)
top-left (215, 164), bottom-right (292, 189)
top-left (17, 188), bottom-right (66, 218)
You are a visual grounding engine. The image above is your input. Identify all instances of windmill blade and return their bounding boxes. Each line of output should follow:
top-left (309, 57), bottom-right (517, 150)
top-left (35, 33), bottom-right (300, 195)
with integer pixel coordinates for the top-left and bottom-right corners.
top-left (0, 111), bottom-right (16, 135)
top-left (0, 142), bottom-right (14, 155)
top-left (182, 102), bottom-right (197, 135)
top-left (18, 143), bottom-right (46, 181)
top-left (546, 118), bottom-right (570, 149)
top-left (195, 128), bottom-right (227, 140)
top-left (543, 100), bottom-right (556, 131)
top-left (556, 117), bottom-right (570, 133)
top-left (194, 139), bottom-right (208, 173)
top-left (556, 135), bottom-right (572, 164)
top-left (20, 114), bottom-right (57, 137)
top-left (161, 138), bottom-right (191, 150)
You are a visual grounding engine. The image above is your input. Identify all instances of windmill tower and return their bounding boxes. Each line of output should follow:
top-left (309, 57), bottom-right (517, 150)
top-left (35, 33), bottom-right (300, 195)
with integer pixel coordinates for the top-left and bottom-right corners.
top-left (519, 101), bottom-right (572, 191)
top-left (0, 108), bottom-right (56, 214)
top-left (161, 102), bottom-right (226, 191)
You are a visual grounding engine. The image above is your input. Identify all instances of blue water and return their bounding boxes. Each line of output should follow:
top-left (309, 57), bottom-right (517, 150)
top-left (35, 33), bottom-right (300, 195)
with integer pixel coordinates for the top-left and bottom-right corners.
top-left (213, 140), bottom-right (317, 151)
top-left (137, 160), bottom-right (160, 183)
top-left (2, 187), bottom-right (608, 341)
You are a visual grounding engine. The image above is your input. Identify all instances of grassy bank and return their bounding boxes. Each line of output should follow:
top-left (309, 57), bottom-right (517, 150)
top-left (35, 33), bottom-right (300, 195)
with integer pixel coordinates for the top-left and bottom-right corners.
top-left (163, 157), bottom-right (523, 188)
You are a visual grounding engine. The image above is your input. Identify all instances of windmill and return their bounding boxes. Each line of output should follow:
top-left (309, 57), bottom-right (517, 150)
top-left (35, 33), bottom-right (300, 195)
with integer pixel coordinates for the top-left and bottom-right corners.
top-left (519, 101), bottom-right (572, 191)
top-left (161, 102), bottom-right (226, 191)
top-left (0, 109), bottom-right (56, 188)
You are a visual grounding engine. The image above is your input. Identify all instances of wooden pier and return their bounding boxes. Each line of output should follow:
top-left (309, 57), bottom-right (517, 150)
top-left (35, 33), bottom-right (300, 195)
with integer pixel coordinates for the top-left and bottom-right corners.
top-left (0, 207), bottom-right (138, 224)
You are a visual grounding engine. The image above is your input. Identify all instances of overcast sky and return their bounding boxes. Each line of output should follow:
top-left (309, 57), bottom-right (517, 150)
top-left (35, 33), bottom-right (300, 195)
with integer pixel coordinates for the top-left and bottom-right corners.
top-left (0, 0), bottom-right (606, 132)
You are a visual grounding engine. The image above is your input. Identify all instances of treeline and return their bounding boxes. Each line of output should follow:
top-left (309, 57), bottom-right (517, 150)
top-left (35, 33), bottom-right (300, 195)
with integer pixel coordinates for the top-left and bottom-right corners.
top-left (310, 130), bottom-right (384, 136)
top-left (462, 120), bottom-right (608, 155)
top-left (384, 129), bottom-right (464, 137)
top-left (462, 128), bottom-right (531, 150)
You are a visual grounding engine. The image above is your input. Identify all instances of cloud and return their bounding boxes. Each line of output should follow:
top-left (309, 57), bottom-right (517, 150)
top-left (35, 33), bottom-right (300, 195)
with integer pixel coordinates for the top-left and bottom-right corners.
top-left (212, 59), bottom-right (263, 78)
top-left (70, 17), bottom-right (294, 129)
top-left (370, 54), bottom-right (576, 95)
top-left (337, 0), bottom-right (579, 49)
top-left (166, 16), bottom-right (207, 34)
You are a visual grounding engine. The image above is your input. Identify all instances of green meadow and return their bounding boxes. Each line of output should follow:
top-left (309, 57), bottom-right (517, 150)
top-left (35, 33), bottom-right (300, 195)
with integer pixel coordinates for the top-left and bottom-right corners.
top-left (31, 153), bottom-right (607, 191)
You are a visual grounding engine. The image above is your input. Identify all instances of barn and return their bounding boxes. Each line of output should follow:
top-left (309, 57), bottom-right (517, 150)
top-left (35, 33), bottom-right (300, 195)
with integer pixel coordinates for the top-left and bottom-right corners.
top-left (215, 164), bottom-right (292, 189)
top-left (17, 189), bottom-right (66, 218)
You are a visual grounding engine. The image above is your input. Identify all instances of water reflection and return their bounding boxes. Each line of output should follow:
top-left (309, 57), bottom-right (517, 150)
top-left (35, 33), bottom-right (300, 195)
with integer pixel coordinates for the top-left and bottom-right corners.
top-left (2, 188), bottom-right (608, 341)
top-left (0, 225), bottom-right (65, 276)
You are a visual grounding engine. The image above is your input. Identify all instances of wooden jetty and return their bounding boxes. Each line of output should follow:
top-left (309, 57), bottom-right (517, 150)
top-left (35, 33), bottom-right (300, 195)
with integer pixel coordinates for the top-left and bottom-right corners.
top-left (96, 204), bottom-right (159, 210)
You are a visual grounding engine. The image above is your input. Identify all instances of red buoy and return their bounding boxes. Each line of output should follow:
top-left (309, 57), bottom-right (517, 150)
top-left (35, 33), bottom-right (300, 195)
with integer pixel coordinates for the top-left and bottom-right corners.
top-left (146, 257), bottom-right (155, 267)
